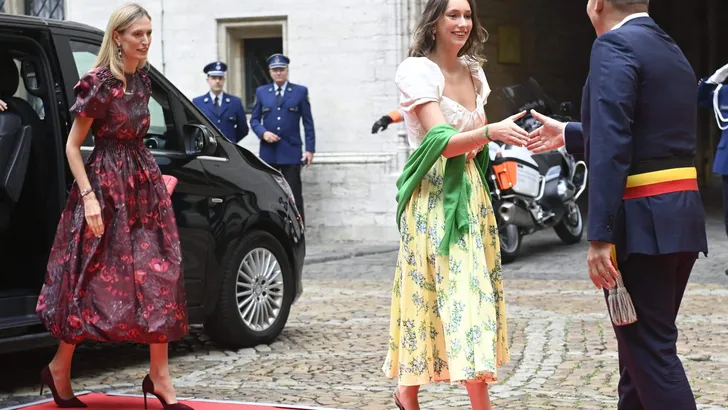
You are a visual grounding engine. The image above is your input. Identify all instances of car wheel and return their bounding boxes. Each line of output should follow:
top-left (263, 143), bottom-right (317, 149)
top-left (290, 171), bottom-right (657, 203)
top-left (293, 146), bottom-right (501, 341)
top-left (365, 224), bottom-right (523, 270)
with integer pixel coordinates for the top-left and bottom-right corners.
top-left (205, 230), bottom-right (294, 348)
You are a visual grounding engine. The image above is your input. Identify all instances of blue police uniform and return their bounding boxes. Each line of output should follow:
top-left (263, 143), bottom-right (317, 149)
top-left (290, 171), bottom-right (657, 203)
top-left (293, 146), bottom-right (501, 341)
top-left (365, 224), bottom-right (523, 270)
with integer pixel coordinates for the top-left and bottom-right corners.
top-left (192, 61), bottom-right (249, 143)
top-left (561, 16), bottom-right (706, 410)
top-left (249, 54), bottom-right (315, 222)
top-left (250, 55), bottom-right (316, 165)
top-left (697, 75), bottom-right (728, 236)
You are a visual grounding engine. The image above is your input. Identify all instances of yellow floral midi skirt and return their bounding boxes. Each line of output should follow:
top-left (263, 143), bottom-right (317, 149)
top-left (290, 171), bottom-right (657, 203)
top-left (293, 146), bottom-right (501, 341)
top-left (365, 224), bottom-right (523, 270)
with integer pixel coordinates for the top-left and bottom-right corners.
top-left (383, 157), bottom-right (509, 386)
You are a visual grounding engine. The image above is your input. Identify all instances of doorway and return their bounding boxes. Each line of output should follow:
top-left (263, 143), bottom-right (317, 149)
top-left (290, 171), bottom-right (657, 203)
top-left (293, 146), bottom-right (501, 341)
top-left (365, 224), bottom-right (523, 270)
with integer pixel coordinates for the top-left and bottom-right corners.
top-left (242, 37), bottom-right (283, 111)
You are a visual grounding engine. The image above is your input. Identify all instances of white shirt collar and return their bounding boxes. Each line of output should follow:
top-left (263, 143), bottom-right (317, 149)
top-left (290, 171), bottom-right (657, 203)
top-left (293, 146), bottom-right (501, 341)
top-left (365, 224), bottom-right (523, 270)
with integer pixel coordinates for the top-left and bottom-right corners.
top-left (209, 91), bottom-right (223, 104)
top-left (275, 81), bottom-right (288, 92)
top-left (611, 12), bottom-right (649, 31)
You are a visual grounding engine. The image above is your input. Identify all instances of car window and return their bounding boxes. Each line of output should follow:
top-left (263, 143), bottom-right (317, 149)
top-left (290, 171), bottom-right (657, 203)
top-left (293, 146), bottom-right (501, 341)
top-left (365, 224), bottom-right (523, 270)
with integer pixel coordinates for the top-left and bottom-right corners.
top-left (10, 58), bottom-right (46, 120)
top-left (69, 41), bottom-right (97, 77)
top-left (69, 40), bottom-right (179, 151)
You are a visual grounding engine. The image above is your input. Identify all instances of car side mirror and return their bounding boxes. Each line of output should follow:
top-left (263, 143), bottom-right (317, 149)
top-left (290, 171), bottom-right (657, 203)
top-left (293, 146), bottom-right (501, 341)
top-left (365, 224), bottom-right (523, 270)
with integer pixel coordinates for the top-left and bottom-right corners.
top-left (182, 124), bottom-right (217, 156)
top-left (560, 101), bottom-right (574, 116)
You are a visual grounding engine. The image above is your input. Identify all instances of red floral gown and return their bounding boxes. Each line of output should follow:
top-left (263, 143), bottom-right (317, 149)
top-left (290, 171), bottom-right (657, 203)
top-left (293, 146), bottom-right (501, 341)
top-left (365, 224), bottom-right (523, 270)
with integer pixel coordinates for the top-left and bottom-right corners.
top-left (35, 66), bottom-right (188, 344)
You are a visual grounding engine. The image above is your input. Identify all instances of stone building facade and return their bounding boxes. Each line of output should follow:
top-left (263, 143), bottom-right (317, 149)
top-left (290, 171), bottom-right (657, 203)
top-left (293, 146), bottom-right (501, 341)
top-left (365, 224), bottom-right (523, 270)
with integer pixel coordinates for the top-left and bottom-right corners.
top-left (4, 0), bottom-right (725, 242)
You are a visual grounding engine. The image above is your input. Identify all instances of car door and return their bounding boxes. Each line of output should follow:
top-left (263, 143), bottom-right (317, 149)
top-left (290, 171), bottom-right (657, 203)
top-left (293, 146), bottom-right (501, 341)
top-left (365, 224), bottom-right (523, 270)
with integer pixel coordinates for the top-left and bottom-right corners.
top-left (53, 31), bottom-right (214, 321)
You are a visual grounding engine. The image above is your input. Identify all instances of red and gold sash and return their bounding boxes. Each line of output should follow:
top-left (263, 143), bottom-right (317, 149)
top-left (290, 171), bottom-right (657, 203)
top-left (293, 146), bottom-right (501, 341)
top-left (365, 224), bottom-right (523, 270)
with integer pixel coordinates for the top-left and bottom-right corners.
top-left (622, 167), bottom-right (698, 200)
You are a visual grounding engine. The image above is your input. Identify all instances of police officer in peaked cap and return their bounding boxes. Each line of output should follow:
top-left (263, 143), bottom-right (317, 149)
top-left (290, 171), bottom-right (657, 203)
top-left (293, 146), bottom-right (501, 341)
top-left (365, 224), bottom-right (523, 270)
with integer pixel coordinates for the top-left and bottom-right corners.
top-left (193, 61), bottom-right (249, 143)
top-left (250, 53), bottom-right (316, 224)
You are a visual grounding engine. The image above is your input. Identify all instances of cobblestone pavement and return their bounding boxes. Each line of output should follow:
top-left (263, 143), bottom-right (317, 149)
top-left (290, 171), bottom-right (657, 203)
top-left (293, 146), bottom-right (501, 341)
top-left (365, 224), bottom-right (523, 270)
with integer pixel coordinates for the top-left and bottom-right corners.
top-left (2, 214), bottom-right (727, 410)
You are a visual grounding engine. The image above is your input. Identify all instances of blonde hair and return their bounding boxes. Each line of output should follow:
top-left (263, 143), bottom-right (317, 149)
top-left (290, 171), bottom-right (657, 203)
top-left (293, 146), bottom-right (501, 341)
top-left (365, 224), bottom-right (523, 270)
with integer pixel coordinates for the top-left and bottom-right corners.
top-left (93, 2), bottom-right (152, 87)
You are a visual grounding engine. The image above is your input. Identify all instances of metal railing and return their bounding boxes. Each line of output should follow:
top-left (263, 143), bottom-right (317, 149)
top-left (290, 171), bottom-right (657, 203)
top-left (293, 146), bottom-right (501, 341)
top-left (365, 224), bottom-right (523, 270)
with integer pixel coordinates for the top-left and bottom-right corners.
top-left (25, 0), bottom-right (64, 19)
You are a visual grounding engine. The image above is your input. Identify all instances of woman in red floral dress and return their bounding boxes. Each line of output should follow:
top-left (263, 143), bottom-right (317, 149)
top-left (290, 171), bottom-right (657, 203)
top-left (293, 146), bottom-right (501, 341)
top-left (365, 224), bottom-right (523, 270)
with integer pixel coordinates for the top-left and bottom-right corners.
top-left (35, 3), bottom-right (192, 409)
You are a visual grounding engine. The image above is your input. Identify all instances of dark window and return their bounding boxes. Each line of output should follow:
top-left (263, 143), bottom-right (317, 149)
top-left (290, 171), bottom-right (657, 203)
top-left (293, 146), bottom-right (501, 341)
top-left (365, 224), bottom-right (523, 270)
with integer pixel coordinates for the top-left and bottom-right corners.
top-left (25, 0), bottom-right (64, 19)
top-left (243, 37), bottom-right (282, 110)
top-left (0, 1), bottom-right (6, 13)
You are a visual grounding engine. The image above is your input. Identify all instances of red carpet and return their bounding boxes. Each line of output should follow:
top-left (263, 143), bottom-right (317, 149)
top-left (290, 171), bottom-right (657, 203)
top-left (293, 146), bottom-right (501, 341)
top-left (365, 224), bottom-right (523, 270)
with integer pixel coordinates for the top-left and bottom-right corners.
top-left (12, 392), bottom-right (330, 410)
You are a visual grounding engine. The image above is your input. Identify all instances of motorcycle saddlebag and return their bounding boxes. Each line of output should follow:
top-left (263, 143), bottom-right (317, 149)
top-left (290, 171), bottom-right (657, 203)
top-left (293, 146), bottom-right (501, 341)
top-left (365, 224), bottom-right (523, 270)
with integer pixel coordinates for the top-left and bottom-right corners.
top-left (491, 156), bottom-right (541, 197)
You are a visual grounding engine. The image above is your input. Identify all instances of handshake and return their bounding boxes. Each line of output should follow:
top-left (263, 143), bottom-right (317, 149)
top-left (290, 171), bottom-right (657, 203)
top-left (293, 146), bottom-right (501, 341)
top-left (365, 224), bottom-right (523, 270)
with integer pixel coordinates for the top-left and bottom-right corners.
top-left (369, 108), bottom-right (569, 155)
top-left (481, 110), bottom-right (569, 154)
top-left (524, 110), bottom-right (569, 154)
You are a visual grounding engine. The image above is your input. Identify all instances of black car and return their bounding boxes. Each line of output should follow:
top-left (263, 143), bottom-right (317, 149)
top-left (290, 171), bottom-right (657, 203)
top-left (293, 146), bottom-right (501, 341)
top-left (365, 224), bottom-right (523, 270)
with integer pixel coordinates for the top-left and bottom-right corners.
top-left (0, 14), bottom-right (305, 353)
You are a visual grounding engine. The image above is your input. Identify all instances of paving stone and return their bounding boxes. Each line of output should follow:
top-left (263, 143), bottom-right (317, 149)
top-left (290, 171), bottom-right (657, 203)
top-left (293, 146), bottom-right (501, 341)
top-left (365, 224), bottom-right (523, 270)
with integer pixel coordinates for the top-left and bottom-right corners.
top-left (1, 214), bottom-right (727, 409)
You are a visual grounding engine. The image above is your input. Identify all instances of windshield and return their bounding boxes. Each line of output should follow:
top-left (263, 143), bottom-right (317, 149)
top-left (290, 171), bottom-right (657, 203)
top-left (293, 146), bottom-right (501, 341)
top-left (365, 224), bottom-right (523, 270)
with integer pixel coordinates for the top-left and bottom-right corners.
top-left (497, 78), bottom-right (561, 117)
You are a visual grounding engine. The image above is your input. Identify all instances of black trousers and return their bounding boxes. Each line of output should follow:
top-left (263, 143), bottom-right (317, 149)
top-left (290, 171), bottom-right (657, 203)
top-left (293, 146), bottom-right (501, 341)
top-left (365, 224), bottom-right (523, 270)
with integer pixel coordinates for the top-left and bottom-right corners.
top-left (274, 164), bottom-right (304, 224)
top-left (723, 175), bottom-right (728, 237)
top-left (604, 252), bottom-right (698, 410)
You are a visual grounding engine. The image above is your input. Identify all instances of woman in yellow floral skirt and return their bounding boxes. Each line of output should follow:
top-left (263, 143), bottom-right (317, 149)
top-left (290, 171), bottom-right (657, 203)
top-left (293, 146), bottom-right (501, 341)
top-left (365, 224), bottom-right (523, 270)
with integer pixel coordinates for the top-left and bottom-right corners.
top-left (382, 0), bottom-right (531, 409)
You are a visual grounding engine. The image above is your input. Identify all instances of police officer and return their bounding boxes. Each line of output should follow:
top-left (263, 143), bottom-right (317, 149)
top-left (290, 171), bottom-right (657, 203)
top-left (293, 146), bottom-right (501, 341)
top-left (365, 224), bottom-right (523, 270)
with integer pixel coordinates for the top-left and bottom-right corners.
top-left (698, 62), bottom-right (728, 274)
top-left (193, 61), bottom-right (249, 143)
top-left (250, 53), bottom-right (315, 223)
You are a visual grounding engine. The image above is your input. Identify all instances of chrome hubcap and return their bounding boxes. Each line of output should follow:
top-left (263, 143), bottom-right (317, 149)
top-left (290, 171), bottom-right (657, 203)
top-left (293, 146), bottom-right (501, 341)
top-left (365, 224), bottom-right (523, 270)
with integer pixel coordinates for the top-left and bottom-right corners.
top-left (236, 248), bottom-right (284, 332)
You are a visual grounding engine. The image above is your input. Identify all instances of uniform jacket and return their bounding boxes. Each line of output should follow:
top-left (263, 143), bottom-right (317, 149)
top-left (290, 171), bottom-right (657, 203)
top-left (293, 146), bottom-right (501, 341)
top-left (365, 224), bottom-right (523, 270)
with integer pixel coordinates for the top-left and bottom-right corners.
top-left (249, 82), bottom-right (315, 165)
top-left (697, 78), bottom-right (728, 175)
top-left (192, 92), bottom-right (249, 143)
top-left (563, 16), bottom-right (707, 260)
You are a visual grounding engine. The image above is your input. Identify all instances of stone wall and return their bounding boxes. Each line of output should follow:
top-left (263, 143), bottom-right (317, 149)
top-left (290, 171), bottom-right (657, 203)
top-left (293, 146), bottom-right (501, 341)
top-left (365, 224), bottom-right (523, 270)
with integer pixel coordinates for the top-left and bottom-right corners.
top-left (65, 0), bottom-right (408, 243)
top-left (301, 153), bottom-right (401, 244)
top-left (63, 0), bottom-right (598, 244)
top-left (67, 0), bottom-right (405, 155)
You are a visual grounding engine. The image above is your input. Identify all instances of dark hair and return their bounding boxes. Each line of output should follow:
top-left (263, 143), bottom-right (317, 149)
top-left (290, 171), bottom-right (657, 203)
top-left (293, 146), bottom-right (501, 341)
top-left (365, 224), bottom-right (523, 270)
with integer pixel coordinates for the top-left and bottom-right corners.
top-left (608, 0), bottom-right (649, 12)
top-left (408, 0), bottom-right (488, 63)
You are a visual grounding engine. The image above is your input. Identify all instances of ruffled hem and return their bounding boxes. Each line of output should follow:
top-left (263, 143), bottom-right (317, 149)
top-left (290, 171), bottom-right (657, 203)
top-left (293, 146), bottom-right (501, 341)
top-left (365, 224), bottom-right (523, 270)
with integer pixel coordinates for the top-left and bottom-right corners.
top-left (383, 366), bottom-right (503, 387)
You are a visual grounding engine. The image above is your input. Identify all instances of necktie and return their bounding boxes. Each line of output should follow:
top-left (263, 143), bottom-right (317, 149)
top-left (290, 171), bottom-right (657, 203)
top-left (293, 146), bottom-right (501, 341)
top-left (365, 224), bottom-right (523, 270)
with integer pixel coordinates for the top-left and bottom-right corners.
top-left (214, 96), bottom-right (219, 114)
top-left (276, 87), bottom-right (282, 107)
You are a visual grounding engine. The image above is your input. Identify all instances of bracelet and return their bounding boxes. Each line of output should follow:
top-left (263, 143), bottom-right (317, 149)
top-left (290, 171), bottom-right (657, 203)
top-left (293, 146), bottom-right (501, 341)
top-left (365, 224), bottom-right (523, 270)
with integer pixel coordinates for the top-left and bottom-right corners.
top-left (80, 188), bottom-right (93, 197)
top-left (484, 125), bottom-right (493, 142)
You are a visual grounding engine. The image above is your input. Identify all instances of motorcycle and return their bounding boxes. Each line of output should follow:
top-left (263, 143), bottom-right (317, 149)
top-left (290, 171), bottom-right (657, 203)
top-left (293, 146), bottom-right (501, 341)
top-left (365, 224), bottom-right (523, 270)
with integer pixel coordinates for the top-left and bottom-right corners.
top-left (370, 78), bottom-right (587, 263)
top-left (486, 78), bottom-right (588, 263)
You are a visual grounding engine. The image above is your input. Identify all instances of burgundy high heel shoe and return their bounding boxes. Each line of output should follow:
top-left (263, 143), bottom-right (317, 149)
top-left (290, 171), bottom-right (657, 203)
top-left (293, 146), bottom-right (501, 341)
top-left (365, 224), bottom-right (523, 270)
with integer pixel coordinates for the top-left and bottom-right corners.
top-left (141, 374), bottom-right (194, 410)
top-left (39, 366), bottom-right (87, 408)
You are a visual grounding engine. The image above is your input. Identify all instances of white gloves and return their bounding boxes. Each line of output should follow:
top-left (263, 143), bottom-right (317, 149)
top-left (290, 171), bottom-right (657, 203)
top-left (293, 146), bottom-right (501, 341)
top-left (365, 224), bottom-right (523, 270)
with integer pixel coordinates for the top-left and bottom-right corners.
top-left (707, 62), bottom-right (728, 84)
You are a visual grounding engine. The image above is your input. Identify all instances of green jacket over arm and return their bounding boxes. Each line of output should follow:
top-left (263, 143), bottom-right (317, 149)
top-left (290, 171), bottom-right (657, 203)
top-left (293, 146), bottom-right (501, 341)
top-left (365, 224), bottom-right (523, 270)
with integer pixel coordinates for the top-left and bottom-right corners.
top-left (395, 123), bottom-right (491, 256)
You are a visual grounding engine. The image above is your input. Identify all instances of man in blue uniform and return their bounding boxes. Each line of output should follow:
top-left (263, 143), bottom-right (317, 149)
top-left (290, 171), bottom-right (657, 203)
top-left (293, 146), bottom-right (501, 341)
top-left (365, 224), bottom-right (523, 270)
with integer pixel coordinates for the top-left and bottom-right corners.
top-left (193, 61), bottom-right (249, 143)
top-left (697, 62), bottom-right (728, 247)
top-left (250, 53), bottom-right (316, 223)
top-left (525, 1), bottom-right (707, 409)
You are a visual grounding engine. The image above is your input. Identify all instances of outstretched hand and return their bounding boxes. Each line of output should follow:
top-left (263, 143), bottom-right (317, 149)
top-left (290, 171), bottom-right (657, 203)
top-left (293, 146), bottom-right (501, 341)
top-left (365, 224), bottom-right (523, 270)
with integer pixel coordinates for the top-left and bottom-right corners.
top-left (488, 110), bottom-right (529, 147)
top-left (526, 109), bottom-right (567, 154)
